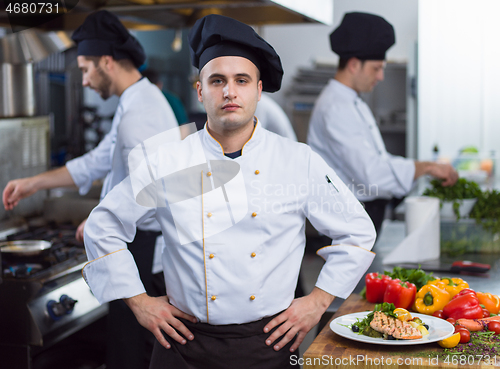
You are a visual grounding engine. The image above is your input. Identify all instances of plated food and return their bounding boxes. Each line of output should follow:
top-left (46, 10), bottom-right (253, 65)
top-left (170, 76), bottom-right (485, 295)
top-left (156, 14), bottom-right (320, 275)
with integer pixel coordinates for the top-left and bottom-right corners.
top-left (349, 304), bottom-right (429, 341)
top-left (330, 304), bottom-right (455, 346)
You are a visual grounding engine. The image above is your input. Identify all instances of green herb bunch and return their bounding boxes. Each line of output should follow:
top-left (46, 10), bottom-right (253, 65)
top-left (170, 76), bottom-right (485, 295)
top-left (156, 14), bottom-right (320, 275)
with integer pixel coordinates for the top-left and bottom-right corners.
top-left (423, 178), bottom-right (482, 219)
top-left (469, 189), bottom-right (500, 234)
top-left (383, 266), bottom-right (435, 290)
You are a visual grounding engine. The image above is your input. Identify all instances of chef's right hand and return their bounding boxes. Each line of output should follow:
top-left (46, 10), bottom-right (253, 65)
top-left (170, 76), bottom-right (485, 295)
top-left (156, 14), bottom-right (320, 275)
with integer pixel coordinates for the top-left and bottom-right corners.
top-left (124, 293), bottom-right (197, 349)
top-left (2, 177), bottom-right (38, 211)
top-left (427, 163), bottom-right (459, 186)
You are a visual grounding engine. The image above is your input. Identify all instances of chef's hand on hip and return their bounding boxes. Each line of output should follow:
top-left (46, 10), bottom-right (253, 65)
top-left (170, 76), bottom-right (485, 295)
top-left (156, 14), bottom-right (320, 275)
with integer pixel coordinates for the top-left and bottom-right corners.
top-left (124, 293), bottom-right (197, 349)
top-left (427, 163), bottom-right (459, 186)
top-left (264, 287), bottom-right (334, 352)
top-left (2, 177), bottom-right (38, 210)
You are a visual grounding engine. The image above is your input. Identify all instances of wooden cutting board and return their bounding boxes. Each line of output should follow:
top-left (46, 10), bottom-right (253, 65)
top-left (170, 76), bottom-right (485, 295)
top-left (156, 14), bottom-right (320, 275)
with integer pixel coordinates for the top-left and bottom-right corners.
top-left (302, 294), bottom-right (499, 369)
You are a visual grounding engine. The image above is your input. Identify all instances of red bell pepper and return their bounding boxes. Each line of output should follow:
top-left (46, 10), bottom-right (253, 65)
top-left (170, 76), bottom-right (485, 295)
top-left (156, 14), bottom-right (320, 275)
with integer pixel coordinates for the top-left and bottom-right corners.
top-left (365, 273), bottom-right (392, 303)
top-left (383, 279), bottom-right (417, 309)
top-left (443, 292), bottom-right (483, 320)
top-left (452, 288), bottom-right (476, 300)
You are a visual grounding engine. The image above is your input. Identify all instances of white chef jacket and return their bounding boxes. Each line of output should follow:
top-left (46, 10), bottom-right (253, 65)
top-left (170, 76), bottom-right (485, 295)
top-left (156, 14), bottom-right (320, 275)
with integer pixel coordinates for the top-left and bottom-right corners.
top-left (82, 121), bottom-right (376, 325)
top-left (66, 78), bottom-right (180, 231)
top-left (255, 93), bottom-right (297, 141)
top-left (307, 79), bottom-right (415, 202)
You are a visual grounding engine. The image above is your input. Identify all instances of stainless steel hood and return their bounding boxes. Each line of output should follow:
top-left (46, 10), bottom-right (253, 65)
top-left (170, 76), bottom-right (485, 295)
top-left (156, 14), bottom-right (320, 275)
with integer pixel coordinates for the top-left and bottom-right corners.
top-left (0, 0), bottom-right (333, 31)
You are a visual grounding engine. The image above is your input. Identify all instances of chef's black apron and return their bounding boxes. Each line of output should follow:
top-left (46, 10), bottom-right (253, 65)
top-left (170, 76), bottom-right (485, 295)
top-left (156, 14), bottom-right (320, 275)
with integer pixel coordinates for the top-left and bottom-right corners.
top-left (107, 230), bottom-right (165, 369)
top-left (149, 313), bottom-right (296, 369)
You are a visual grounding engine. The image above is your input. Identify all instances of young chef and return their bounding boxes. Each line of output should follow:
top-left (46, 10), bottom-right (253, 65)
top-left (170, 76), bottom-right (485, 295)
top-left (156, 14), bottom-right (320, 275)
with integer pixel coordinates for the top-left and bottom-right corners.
top-left (2, 10), bottom-right (179, 369)
top-left (81, 14), bottom-right (376, 369)
top-left (307, 12), bottom-right (458, 235)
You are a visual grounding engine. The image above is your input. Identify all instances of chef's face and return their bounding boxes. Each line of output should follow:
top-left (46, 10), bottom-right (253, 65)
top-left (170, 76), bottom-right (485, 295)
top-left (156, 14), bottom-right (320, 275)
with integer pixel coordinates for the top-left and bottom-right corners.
top-left (197, 56), bottom-right (262, 134)
top-left (352, 60), bottom-right (385, 93)
top-left (77, 56), bottom-right (113, 100)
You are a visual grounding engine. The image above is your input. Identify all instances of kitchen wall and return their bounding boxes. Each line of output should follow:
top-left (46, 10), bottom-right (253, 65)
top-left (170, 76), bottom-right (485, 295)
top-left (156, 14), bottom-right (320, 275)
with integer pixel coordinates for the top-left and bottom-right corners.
top-left (418, 0), bottom-right (500, 163)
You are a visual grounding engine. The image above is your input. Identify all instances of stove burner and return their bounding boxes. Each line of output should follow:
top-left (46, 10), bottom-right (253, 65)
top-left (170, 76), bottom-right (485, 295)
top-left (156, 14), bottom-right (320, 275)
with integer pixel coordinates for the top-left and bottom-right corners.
top-left (2, 223), bottom-right (86, 280)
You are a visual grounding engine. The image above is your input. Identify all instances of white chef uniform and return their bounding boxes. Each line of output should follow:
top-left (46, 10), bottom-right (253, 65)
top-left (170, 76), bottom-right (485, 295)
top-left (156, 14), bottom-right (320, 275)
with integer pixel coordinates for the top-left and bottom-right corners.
top-left (307, 79), bottom-right (415, 202)
top-left (255, 93), bottom-right (297, 141)
top-left (83, 121), bottom-right (376, 325)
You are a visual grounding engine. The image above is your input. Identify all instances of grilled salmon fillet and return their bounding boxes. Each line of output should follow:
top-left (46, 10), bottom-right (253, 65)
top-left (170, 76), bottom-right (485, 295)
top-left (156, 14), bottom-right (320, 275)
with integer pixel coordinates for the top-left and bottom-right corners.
top-left (370, 311), bottom-right (423, 340)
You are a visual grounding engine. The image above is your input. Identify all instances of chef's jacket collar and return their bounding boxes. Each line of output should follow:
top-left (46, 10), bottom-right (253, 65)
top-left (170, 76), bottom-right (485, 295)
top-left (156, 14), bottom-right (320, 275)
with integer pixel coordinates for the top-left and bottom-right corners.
top-left (119, 77), bottom-right (150, 104)
top-left (331, 79), bottom-right (359, 102)
top-left (203, 118), bottom-right (262, 157)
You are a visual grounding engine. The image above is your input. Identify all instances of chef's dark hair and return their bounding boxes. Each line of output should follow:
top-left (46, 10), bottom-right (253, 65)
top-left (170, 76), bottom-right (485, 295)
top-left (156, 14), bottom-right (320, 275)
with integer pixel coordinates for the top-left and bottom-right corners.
top-left (337, 58), bottom-right (367, 71)
top-left (83, 55), bottom-right (135, 71)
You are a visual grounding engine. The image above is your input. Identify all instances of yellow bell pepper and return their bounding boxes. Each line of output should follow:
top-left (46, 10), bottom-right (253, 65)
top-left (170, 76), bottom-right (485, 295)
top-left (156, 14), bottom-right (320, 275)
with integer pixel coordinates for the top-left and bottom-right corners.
top-left (427, 277), bottom-right (468, 298)
top-left (414, 284), bottom-right (451, 315)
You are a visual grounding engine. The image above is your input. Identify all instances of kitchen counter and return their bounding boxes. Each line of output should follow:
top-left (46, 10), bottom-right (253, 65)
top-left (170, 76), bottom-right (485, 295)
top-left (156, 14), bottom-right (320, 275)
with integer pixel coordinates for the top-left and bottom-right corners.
top-left (303, 220), bottom-right (500, 368)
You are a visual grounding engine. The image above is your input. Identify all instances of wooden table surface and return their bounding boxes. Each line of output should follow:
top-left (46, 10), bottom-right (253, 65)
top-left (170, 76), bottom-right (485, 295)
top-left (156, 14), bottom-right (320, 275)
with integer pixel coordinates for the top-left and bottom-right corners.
top-left (303, 294), bottom-right (500, 369)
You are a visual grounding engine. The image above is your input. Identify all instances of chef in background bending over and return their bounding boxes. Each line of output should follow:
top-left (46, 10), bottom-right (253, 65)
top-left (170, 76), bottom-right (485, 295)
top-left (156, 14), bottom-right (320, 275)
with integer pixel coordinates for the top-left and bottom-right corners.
top-left (2, 10), bottom-right (179, 369)
top-left (307, 12), bottom-right (458, 235)
top-left (82, 14), bottom-right (376, 369)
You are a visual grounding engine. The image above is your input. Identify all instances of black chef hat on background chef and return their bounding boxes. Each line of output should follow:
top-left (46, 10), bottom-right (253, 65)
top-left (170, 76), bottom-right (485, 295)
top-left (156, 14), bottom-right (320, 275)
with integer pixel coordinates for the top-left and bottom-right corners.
top-left (330, 12), bottom-right (395, 60)
top-left (71, 10), bottom-right (146, 69)
top-left (188, 14), bottom-right (283, 92)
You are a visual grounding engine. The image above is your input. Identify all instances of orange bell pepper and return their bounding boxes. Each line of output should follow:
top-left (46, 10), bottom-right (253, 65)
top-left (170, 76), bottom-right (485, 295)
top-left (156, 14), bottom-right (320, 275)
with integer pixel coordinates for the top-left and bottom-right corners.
top-left (477, 292), bottom-right (500, 314)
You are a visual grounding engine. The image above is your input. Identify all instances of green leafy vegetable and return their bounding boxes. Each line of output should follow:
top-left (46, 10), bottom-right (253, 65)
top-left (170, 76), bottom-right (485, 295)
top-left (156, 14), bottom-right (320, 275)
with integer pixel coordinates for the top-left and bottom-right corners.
top-left (423, 178), bottom-right (481, 219)
top-left (383, 266), bottom-right (435, 290)
top-left (350, 302), bottom-right (397, 334)
top-left (469, 189), bottom-right (500, 235)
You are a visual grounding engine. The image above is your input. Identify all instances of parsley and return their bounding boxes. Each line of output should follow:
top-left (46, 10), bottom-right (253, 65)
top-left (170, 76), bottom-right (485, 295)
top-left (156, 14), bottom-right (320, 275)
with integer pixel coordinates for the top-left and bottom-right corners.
top-left (469, 189), bottom-right (500, 234)
top-left (383, 266), bottom-right (435, 290)
top-left (423, 178), bottom-right (481, 219)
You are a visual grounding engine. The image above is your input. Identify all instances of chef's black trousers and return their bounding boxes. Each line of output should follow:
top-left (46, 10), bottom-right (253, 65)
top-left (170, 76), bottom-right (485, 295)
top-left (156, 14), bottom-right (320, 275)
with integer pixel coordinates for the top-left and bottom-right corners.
top-left (362, 198), bottom-right (390, 239)
top-left (149, 313), bottom-right (297, 369)
top-left (106, 230), bottom-right (166, 369)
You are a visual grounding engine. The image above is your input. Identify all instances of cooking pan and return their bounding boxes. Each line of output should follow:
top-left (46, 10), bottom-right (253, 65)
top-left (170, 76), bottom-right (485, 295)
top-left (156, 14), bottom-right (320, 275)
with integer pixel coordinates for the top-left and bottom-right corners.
top-left (0, 240), bottom-right (52, 257)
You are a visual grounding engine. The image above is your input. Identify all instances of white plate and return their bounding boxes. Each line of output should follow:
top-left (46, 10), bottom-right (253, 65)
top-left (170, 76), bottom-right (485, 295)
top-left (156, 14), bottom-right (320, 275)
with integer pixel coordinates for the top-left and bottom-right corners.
top-left (330, 312), bottom-right (455, 346)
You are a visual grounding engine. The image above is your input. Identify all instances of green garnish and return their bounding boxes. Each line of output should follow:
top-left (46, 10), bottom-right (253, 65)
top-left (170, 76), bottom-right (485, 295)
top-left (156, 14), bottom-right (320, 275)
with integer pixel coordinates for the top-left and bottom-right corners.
top-left (350, 303), bottom-right (397, 334)
top-left (423, 178), bottom-right (481, 219)
top-left (383, 266), bottom-right (435, 290)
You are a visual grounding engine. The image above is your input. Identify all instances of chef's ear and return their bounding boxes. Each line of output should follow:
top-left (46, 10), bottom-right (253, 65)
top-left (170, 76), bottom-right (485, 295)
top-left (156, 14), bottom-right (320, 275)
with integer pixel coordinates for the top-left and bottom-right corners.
top-left (347, 57), bottom-right (362, 73)
top-left (196, 80), bottom-right (203, 102)
top-left (100, 55), bottom-right (113, 72)
top-left (257, 80), bottom-right (262, 101)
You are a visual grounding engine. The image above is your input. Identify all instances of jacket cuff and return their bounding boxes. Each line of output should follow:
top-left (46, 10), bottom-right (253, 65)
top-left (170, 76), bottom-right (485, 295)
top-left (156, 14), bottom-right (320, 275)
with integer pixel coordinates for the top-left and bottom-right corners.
top-left (82, 249), bottom-right (146, 304)
top-left (315, 244), bottom-right (375, 299)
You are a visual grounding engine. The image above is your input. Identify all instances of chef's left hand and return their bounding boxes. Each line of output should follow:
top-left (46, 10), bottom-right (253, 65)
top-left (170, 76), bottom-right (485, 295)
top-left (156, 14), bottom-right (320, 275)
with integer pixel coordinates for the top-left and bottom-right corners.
top-left (263, 287), bottom-right (334, 352)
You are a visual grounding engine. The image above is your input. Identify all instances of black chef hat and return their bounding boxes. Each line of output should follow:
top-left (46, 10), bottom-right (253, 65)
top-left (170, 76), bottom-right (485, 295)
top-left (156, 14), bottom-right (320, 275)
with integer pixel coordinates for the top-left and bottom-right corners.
top-left (188, 14), bottom-right (283, 92)
top-left (71, 10), bottom-right (146, 69)
top-left (330, 12), bottom-right (395, 60)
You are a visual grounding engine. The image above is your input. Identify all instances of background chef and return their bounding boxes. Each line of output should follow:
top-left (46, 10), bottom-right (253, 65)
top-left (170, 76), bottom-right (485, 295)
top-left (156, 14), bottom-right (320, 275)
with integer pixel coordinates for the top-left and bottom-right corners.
top-left (81, 14), bottom-right (377, 369)
top-left (2, 10), bottom-right (179, 369)
top-left (307, 12), bottom-right (458, 235)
